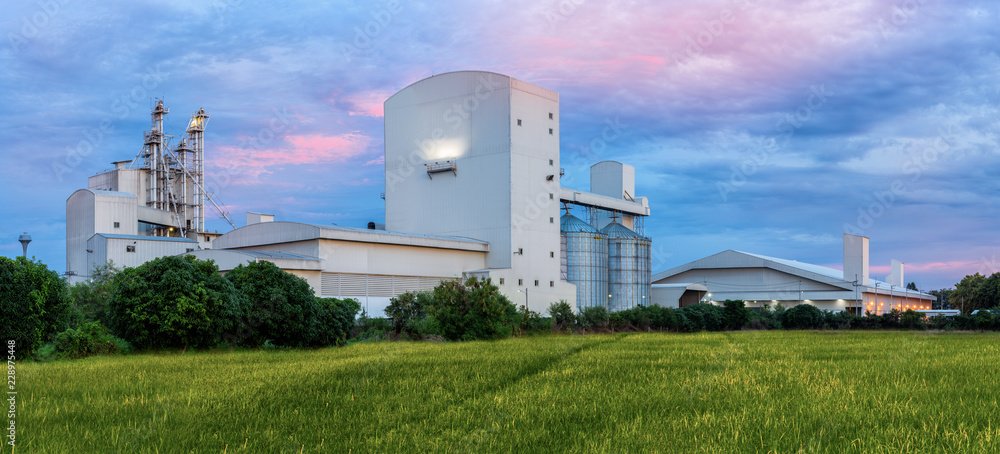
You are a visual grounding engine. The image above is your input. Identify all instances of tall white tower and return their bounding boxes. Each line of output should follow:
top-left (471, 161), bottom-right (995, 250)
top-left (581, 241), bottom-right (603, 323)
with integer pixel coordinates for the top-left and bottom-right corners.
top-left (383, 71), bottom-right (576, 310)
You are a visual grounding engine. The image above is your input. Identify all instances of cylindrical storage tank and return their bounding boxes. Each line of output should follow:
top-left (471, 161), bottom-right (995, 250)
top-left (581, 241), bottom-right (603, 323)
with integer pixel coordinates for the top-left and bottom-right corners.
top-left (602, 221), bottom-right (651, 312)
top-left (560, 214), bottom-right (608, 311)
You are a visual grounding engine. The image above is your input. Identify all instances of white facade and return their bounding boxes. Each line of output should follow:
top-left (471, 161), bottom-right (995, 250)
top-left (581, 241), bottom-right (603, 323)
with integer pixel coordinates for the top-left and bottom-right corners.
top-left (652, 247), bottom-right (934, 314)
top-left (66, 189), bottom-right (138, 280)
top-left (383, 71), bottom-right (578, 311)
top-left (65, 71), bottom-right (654, 316)
top-left (194, 221), bottom-right (489, 316)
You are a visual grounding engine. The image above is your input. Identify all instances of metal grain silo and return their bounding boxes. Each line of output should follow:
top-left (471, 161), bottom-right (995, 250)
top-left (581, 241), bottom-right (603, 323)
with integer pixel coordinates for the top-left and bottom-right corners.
top-left (602, 221), bottom-right (651, 312)
top-left (561, 214), bottom-right (608, 311)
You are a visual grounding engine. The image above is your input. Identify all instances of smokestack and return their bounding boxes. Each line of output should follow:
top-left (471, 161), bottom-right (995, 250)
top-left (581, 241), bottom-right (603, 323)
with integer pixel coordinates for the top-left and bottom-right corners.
top-left (890, 259), bottom-right (904, 288)
top-left (843, 233), bottom-right (869, 287)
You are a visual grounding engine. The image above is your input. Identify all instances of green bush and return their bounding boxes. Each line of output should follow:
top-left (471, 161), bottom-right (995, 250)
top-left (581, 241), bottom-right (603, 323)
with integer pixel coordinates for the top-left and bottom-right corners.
top-left (780, 304), bottom-right (824, 330)
top-left (404, 314), bottom-right (441, 340)
top-left (68, 261), bottom-right (119, 328)
top-left (679, 304), bottom-right (725, 331)
top-left (311, 297), bottom-right (361, 346)
top-left (900, 309), bottom-right (927, 330)
top-left (722, 300), bottom-right (750, 330)
top-left (0, 256), bottom-right (73, 358)
top-left (385, 291), bottom-right (434, 336)
top-left (226, 261), bottom-right (318, 347)
top-left (51, 322), bottom-right (130, 359)
top-left (823, 311), bottom-right (857, 330)
top-left (429, 277), bottom-right (516, 341)
top-left (547, 301), bottom-right (575, 330)
top-left (108, 255), bottom-right (246, 350)
top-left (578, 306), bottom-right (609, 330)
top-left (515, 305), bottom-right (550, 334)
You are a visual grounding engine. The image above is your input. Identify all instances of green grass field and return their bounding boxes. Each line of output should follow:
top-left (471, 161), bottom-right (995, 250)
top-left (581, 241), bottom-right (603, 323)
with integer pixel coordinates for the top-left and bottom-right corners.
top-left (11, 331), bottom-right (1000, 453)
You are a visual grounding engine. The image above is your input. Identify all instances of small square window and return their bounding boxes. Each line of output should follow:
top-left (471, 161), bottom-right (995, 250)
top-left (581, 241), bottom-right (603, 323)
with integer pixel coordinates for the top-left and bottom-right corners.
top-left (549, 159), bottom-right (554, 165)
top-left (549, 217), bottom-right (554, 224)
top-left (534, 280), bottom-right (539, 287)
top-left (550, 251), bottom-right (554, 258)
top-left (548, 128), bottom-right (553, 135)
top-left (186, 248), bottom-right (194, 253)
top-left (518, 247), bottom-right (523, 254)
top-left (549, 193), bottom-right (554, 199)
top-left (499, 278), bottom-right (504, 285)
top-left (550, 281), bottom-right (554, 287)
top-left (126, 245), bottom-right (135, 253)
top-left (549, 112), bottom-right (553, 119)
top-left (518, 279), bottom-right (523, 286)
top-left (113, 222), bottom-right (120, 229)
top-left (517, 119), bottom-right (522, 126)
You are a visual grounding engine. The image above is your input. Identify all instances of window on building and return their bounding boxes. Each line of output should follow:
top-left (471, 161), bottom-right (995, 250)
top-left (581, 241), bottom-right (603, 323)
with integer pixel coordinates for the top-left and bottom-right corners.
top-left (517, 119), bottom-right (522, 126)
top-left (126, 245), bottom-right (135, 253)
top-left (518, 247), bottom-right (523, 255)
top-left (549, 159), bottom-right (554, 165)
top-left (549, 193), bottom-right (554, 199)
top-left (518, 279), bottom-right (523, 286)
top-left (549, 217), bottom-right (554, 224)
top-left (550, 251), bottom-right (554, 258)
top-left (186, 248), bottom-right (194, 253)
top-left (549, 112), bottom-right (553, 119)
top-left (548, 128), bottom-right (554, 135)
top-left (113, 222), bottom-right (120, 229)
top-left (534, 280), bottom-right (539, 287)
top-left (499, 278), bottom-right (504, 285)
top-left (550, 281), bottom-right (554, 287)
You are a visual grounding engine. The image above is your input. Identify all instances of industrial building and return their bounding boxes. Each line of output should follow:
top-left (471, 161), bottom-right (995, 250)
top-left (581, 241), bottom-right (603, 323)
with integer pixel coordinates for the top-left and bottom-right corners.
top-left (652, 234), bottom-right (934, 314)
top-left (66, 71), bottom-right (654, 316)
top-left (66, 102), bottom-right (232, 281)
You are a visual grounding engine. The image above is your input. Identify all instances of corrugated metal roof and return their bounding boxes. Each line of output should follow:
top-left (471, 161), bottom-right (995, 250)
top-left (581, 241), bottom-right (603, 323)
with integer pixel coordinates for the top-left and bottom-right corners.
top-left (232, 250), bottom-right (320, 261)
top-left (302, 222), bottom-right (488, 245)
top-left (94, 233), bottom-right (197, 243)
top-left (560, 214), bottom-right (598, 233)
top-left (736, 251), bottom-right (931, 296)
top-left (601, 222), bottom-right (644, 239)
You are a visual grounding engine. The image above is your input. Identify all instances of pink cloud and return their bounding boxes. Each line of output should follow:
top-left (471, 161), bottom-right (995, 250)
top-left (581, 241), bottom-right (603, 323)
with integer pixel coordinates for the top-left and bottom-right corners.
top-left (209, 133), bottom-right (374, 178)
top-left (337, 91), bottom-right (392, 117)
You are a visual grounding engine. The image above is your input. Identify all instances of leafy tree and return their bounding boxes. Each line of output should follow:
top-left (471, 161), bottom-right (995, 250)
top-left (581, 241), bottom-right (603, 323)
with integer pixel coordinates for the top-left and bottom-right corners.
top-left (899, 309), bottom-right (926, 330)
top-left (385, 291), bottom-right (434, 336)
top-left (678, 303), bottom-right (725, 331)
top-left (722, 299), bottom-right (750, 330)
top-left (108, 255), bottom-right (246, 350)
top-left (547, 300), bottom-right (575, 330)
top-left (578, 306), bottom-right (609, 330)
top-left (906, 281), bottom-right (918, 291)
top-left (951, 273), bottom-right (1000, 314)
top-left (780, 304), bottom-right (824, 329)
top-left (225, 261), bottom-right (318, 347)
top-left (51, 321), bottom-right (130, 359)
top-left (515, 305), bottom-right (549, 333)
top-left (429, 277), bottom-right (516, 341)
top-left (929, 288), bottom-right (953, 309)
top-left (0, 257), bottom-right (73, 357)
top-left (311, 297), bottom-right (361, 346)
top-left (68, 260), bottom-right (120, 328)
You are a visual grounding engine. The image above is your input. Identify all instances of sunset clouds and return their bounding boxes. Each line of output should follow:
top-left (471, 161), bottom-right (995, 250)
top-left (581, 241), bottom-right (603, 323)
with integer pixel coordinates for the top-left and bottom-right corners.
top-left (2, 0), bottom-right (998, 289)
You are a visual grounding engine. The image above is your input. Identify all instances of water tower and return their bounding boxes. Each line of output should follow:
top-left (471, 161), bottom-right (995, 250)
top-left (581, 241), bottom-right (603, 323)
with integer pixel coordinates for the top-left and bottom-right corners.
top-left (18, 232), bottom-right (31, 257)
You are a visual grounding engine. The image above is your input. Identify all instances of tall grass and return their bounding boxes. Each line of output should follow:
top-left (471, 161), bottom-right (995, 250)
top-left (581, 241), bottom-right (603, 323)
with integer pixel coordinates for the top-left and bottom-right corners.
top-left (14, 331), bottom-right (1000, 453)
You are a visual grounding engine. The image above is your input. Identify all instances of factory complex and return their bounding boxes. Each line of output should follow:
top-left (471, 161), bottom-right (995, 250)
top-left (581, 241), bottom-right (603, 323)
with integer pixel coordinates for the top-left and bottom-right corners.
top-left (65, 71), bottom-right (934, 316)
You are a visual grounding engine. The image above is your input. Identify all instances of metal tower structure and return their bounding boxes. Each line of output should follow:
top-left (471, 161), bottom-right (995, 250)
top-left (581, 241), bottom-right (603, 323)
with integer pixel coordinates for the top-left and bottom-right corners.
top-left (131, 101), bottom-right (235, 238)
top-left (187, 108), bottom-right (208, 233)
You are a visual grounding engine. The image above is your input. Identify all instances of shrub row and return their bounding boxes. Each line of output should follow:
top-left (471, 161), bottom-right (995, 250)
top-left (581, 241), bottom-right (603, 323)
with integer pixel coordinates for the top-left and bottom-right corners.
top-left (107, 257), bottom-right (360, 350)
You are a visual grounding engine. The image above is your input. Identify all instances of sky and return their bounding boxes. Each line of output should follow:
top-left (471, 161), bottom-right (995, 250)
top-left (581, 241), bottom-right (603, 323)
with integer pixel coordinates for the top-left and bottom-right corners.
top-left (1, 0), bottom-right (998, 291)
